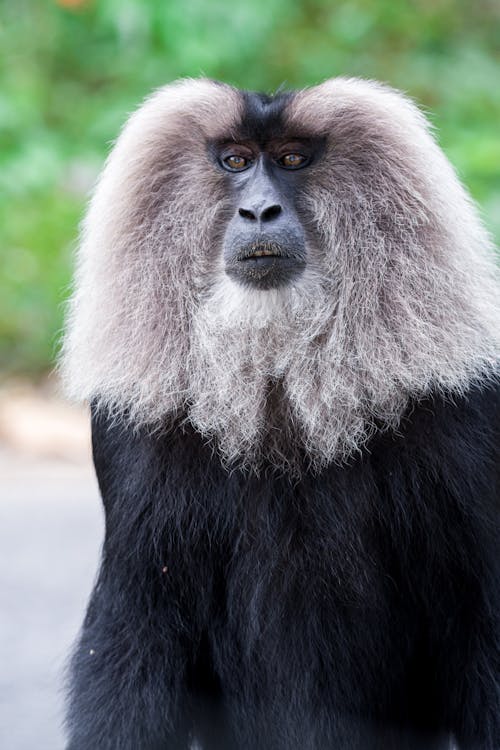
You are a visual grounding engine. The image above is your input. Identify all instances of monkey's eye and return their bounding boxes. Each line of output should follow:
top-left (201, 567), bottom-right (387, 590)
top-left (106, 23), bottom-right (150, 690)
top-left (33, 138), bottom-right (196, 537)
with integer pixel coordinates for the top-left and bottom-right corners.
top-left (223, 155), bottom-right (250, 171)
top-left (278, 153), bottom-right (307, 169)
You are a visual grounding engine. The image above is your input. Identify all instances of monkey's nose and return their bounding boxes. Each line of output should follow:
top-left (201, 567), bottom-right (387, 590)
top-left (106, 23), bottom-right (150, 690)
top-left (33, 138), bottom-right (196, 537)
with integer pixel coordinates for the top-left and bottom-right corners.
top-left (238, 204), bottom-right (282, 223)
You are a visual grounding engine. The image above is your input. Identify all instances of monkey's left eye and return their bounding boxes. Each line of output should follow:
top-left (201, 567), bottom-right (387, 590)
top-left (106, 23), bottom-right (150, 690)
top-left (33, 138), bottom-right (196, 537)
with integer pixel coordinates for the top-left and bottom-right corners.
top-left (278, 153), bottom-right (307, 169)
top-left (223, 155), bottom-right (250, 171)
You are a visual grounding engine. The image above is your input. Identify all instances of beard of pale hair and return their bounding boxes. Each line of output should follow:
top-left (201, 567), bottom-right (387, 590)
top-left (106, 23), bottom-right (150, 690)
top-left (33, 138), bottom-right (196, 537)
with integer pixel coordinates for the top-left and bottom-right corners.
top-left (186, 269), bottom-right (374, 475)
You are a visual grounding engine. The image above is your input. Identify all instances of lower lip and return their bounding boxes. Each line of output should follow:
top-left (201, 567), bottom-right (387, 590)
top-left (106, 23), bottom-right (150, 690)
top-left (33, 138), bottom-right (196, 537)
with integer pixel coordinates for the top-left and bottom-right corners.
top-left (239, 255), bottom-right (288, 265)
top-left (225, 254), bottom-right (306, 289)
top-left (234, 254), bottom-right (302, 280)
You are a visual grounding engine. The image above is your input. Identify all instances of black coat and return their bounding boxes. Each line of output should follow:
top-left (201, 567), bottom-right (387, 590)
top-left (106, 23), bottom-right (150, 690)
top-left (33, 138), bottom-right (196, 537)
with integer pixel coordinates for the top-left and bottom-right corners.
top-left (66, 379), bottom-right (500, 750)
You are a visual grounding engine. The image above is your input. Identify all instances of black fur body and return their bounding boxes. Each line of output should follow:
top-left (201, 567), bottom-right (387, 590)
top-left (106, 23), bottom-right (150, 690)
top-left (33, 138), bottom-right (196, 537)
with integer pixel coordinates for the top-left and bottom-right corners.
top-left (67, 378), bottom-right (500, 750)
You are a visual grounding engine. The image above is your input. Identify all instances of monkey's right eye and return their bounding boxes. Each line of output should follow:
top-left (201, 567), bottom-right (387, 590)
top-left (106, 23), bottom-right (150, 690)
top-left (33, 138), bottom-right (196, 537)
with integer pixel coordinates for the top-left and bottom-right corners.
top-left (222, 155), bottom-right (250, 171)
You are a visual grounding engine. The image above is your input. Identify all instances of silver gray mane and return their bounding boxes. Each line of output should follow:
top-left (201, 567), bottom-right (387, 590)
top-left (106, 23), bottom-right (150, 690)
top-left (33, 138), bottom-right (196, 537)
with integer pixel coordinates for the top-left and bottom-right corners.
top-left (61, 77), bottom-right (500, 473)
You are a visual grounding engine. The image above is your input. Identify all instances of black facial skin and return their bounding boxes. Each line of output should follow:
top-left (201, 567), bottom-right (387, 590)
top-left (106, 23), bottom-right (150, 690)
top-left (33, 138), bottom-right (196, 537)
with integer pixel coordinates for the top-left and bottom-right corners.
top-left (211, 92), bottom-right (323, 291)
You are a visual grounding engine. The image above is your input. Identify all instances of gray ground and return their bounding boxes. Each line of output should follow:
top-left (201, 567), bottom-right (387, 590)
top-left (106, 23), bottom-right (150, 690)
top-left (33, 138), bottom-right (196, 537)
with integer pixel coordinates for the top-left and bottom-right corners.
top-left (0, 449), bottom-right (103, 750)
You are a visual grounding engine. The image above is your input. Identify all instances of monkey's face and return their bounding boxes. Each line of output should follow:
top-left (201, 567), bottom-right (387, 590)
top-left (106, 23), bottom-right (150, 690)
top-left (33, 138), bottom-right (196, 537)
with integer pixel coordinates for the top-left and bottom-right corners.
top-left (215, 140), bottom-right (315, 290)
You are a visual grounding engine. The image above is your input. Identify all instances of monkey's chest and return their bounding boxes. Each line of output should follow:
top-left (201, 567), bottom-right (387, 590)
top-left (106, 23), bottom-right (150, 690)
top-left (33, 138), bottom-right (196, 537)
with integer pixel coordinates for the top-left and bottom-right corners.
top-left (212, 506), bottom-right (403, 684)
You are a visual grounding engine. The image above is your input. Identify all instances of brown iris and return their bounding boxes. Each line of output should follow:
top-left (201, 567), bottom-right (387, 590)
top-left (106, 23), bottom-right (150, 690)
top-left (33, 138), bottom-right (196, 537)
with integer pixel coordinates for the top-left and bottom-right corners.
top-left (223, 155), bottom-right (249, 171)
top-left (279, 153), bottom-right (307, 169)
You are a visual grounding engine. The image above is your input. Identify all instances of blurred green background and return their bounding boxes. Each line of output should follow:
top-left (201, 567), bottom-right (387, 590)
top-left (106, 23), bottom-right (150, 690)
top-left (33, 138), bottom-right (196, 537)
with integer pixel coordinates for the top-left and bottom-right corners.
top-left (1, 0), bottom-right (499, 375)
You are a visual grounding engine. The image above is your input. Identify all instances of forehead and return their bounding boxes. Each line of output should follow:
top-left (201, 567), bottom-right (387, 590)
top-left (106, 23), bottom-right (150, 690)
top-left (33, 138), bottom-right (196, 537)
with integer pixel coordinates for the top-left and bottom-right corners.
top-left (230, 90), bottom-right (297, 145)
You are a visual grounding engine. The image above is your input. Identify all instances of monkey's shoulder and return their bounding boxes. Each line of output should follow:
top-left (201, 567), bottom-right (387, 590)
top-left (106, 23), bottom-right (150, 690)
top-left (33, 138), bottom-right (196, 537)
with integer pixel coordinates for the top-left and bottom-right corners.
top-left (382, 375), bottom-right (500, 462)
top-left (368, 375), bottom-right (500, 514)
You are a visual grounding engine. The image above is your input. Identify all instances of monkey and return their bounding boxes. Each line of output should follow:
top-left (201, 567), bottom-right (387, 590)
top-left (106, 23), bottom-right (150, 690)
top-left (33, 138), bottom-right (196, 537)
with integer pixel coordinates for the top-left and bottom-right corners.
top-left (61, 77), bottom-right (500, 749)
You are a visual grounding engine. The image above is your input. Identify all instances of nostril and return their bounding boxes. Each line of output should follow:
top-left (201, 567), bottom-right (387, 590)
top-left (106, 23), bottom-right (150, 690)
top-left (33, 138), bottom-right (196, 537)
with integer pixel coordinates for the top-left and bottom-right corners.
top-left (261, 204), bottom-right (282, 222)
top-left (239, 208), bottom-right (257, 221)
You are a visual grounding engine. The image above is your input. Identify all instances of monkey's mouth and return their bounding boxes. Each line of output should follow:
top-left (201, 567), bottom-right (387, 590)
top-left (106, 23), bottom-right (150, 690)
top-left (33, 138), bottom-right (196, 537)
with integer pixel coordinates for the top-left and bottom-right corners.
top-left (226, 240), bottom-right (306, 290)
top-left (237, 241), bottom-right (288, 262)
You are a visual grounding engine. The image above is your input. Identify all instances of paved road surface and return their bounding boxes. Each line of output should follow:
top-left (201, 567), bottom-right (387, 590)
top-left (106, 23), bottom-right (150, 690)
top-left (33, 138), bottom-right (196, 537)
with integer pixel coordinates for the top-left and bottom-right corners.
top-left (0, 450), bottom-right (103, 750)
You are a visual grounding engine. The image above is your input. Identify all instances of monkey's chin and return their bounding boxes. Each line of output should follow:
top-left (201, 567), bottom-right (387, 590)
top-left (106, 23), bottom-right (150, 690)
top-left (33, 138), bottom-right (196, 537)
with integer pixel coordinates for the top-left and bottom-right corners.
top-left (225, 256), bottom-right (306, 290)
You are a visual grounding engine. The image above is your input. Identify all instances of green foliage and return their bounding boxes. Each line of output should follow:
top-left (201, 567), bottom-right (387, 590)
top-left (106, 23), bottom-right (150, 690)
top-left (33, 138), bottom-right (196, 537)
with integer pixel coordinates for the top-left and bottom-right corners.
top-left (1, 0), bottom-right (499, 373)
